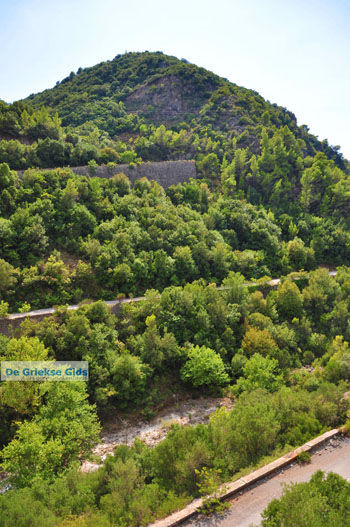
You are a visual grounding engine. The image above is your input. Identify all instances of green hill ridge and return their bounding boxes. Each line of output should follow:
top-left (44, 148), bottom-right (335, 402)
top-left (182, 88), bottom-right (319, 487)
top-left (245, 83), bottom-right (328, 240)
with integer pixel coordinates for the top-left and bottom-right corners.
top-left (0, 51), bottom-right (346, 171)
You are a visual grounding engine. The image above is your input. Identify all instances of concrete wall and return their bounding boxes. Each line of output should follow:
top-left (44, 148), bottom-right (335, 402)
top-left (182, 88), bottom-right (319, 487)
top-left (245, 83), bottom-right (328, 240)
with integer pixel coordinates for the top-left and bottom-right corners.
top-left (150, 429), bottom-right (342, 527)
top-left (17, 160), bottom-right (196, 189)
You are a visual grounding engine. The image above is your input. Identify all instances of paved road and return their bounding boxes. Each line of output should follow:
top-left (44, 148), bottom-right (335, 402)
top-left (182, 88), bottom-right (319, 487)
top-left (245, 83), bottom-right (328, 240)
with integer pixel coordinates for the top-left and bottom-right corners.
top-left (7, 295), bottom-right (146, 320)
top-left (7, 271), bottom-right (337, 320)
top-left (184, 437), bottom-right (350, 527)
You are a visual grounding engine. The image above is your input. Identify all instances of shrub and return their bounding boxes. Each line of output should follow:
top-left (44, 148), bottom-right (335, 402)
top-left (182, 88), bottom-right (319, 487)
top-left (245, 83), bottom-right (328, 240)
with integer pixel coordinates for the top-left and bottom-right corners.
top-left (297, 451), bottom-right (311, 464)
top-left (181, 345), bottom-right (230, 389)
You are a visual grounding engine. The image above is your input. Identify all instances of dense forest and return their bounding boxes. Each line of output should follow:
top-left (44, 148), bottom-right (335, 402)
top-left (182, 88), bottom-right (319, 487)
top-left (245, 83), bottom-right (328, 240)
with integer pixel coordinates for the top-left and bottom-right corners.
top-left (1, 142), bottom-right (350, 314)
top-left (1, 270), bottom-right (350, 525)
top-left (0, 52), bottom-right (350, 526)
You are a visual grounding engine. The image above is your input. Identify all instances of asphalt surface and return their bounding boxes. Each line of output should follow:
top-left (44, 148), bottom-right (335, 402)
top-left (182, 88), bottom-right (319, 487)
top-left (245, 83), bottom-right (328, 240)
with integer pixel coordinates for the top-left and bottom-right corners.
top-left (8, 270), bottom-right (338, 320)
top-left (184, 436), bottom-right (350, 527)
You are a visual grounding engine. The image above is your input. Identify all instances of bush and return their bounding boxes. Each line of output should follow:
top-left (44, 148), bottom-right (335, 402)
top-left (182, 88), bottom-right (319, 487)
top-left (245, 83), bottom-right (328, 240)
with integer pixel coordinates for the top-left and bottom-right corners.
top-left (181, 345), bottom-right (230, 390)
top-left (261, 471), bottom-right (350, 526)
top-left (297, 450), bottom-right (311, 464)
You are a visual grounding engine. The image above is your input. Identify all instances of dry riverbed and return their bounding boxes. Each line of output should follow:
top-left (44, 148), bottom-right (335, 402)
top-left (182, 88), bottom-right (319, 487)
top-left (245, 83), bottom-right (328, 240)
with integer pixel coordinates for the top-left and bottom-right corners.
top-left (82, 395), bottom-right (233, 472)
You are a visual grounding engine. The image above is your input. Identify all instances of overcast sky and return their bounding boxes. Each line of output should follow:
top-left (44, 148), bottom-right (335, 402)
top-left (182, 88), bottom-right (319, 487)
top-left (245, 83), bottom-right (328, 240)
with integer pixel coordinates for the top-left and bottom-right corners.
top-left (0, 0), bottom-right (349, 158)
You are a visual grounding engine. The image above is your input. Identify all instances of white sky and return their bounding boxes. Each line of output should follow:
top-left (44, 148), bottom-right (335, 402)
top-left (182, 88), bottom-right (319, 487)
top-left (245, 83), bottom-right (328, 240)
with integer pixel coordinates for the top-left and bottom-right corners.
top-left (0, 0), bottom-right (349, 158)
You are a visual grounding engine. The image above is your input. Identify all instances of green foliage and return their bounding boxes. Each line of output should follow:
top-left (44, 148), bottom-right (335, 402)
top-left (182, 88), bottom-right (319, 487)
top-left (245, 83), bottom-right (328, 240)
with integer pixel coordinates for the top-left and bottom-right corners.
top-left (0, 384), bottom-right (347, 526)
top-left (324, 336), bottom-right (350, 382)
top-left (261, 471), bottom-right (350, 527)
top-left (0, 165), bottom-right (288, 311)
top-left (195, 467), bottom-right (229, 516)
top-left (0, 382), bottom-right (100, 487)
top-left (0, 337), bottom-right (48, 415)
top-left (242, 326), bottom-right (278, 357)
top-left (0, 300), bottom-right (8, 318)
top-left (0, 420), bottom-right (64, 487)
top-left (234, 353), bottom-right (284, 394)
top-left (274, 279), bottom-right (304, 320)
top-left (297, 450), bottom-right (311, 464)
top-left (181, 345), bottom-right (230, 389)
top-left (0, 146), bottom-right (349, 315)
top-left (110, 353), bottom-right (149, 407)
top-left (0, 50), bottom-right (350, 527)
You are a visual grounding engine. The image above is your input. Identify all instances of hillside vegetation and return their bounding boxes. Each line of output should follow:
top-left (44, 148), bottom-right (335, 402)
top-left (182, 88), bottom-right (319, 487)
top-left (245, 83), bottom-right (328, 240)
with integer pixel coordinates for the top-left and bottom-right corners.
top-left (0, 51), bottom-right (346, 171)
top-left (1, 54), bottom-right (350, 316)
top-left (1, 51), bottom-right (350, 526)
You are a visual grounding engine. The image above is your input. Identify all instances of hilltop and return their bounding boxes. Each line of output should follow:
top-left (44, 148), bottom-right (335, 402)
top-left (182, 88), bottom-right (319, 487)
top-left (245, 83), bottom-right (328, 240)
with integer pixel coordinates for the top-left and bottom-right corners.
top-left (0, 51), bottom-right (346, 172)
top-left (25, 51), bottom-right (345, 162)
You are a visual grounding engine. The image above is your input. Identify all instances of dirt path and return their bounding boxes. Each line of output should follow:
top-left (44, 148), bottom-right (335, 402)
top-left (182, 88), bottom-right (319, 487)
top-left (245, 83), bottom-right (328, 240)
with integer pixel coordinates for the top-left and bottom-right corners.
top-left (82, 395), bottom-right (233, 472)
top-left (184, 436), bottom-right (350, 527)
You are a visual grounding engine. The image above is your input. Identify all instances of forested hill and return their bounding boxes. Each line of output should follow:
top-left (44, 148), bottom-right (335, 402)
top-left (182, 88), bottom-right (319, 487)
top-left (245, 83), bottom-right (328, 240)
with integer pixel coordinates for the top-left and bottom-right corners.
top-left (0, 51), bottom-right (347, 173)
top-left (25, 51), bottom-right (300, 136)
top-left (1, 51), bottom-right (350, 316)
top-left (21, 52), bottom-right (345, 162)
top-left (3, 52), bottom-right (350, 527)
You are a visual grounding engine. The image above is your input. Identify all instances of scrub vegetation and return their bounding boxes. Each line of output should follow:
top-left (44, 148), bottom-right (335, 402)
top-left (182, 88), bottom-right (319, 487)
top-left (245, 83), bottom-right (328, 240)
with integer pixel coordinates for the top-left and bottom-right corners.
top-left (0, 51), bottom-right (350, 526)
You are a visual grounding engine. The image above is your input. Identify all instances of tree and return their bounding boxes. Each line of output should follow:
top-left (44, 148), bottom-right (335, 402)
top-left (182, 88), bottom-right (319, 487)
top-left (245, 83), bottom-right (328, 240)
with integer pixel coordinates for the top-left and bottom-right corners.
top-left (10, 208), bottom-right (48, 265)
top-left (173, 246), bottom-right (197, 284)
top-left (113, 263), bottom-right (133, 293)
top-left (211, 242), bottom-right (230, 280)
top-left (0, 381), bottom-right (100, 486)
top-left (35, 138), bottom-right (66, 167)
top-left (235, 353), bottom-right (284, 393)
top-left (110, 353), bottom-right (149, 407)
top-left (0, 486), bottom-right (57, 527)
top-left (241, 326), bottom-right (278, 357)
top-left (300, 153), bottom-right (337, 214)
top-left (38, 382), bottom-right (100, 460)
top-left (0, 337), bottom-right (48, 415)
top-left (210, 389), bottom-right (280, 466)
top-left (302, 268), bottom-right (339, 320)
top-left (61, 179), bottom-right (79, 209)
top-left (0, 163), bottom-right (17, 190)
top-left (282, 237), bottom-right (315, 271)
top-left (324, 336), bottom-right (350, 382)
top-left (181, 345), bottom-right (229, 389)
top-left (0, 421), bottom-right (63, 487)
top-left (0, 259), bottom-right (18, 293)
top-left (0, 219), bottom-right (14, 257)
top-left (197, 153), bottom-right (220, 180)
top-left (222, 271), bottom-right (248, 305)
top-left (0, 301), bottom-right (8, 318)
top-left (221, 159), bottom-right (237, 194)
top-left (130, 314), bottom-right (180, 371)
top-left (274, 280), bottom-right (304, 320)
top-left (111, 173), bottom-right (130, 196)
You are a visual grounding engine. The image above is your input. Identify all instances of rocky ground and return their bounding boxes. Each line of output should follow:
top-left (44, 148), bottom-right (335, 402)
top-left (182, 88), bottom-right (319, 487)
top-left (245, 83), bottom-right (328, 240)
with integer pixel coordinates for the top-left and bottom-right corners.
top-left (82, 395), bottom-right (233, 472)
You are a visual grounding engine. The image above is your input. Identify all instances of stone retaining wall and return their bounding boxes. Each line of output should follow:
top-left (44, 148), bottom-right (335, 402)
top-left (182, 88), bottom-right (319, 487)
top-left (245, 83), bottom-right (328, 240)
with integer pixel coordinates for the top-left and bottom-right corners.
top-left (17, 160), bottom-right (196, 189)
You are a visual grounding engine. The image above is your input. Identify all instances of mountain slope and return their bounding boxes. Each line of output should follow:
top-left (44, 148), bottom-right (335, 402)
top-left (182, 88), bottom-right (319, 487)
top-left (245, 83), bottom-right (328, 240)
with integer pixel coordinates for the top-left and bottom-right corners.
top-left (22, 51), bottom-right (344, 165)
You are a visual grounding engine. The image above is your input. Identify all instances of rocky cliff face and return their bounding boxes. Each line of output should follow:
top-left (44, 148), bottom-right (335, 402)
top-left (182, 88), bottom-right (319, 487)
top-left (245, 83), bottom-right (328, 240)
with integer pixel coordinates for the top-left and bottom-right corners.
top-left (125, 74), bottom-right (217, 125)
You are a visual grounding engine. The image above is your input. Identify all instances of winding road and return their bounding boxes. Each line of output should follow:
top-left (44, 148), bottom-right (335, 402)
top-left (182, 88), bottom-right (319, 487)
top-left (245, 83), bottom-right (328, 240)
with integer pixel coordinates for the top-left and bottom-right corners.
top-left (184, 436), bottom-right (350, 527)
top-left (6, 271), bottom-right (337, 321)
